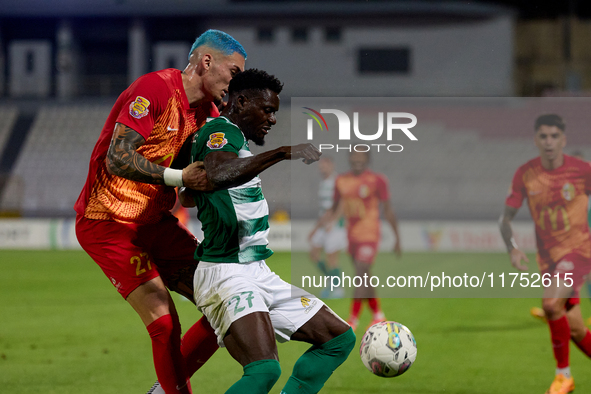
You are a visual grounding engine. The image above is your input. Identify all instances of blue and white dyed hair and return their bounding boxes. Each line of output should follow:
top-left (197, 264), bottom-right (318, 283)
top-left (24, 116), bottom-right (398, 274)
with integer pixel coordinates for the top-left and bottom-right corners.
top-left (188, 29), bottom-right (247, 60)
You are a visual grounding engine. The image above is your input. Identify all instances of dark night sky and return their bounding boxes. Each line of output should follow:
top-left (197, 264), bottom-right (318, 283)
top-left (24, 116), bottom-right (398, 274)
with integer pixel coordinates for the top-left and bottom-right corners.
top-left (480, 0), bottom-right (589, 18)
top-left (232, 0), bottom-right (591, 19)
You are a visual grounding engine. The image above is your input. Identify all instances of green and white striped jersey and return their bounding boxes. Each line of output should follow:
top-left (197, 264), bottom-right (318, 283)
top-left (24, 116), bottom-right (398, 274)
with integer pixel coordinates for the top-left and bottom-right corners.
top-left (318, 175), bottom-right (336, 216)
top-left (318, 174), bottom-right (344, 228)
top-left (191, 116), bottom-right (273, 263)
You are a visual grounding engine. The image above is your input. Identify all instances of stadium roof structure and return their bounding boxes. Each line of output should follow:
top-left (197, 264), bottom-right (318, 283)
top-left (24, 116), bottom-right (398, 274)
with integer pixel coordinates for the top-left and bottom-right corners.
top-left (0, 0), bottom-right (514, 22)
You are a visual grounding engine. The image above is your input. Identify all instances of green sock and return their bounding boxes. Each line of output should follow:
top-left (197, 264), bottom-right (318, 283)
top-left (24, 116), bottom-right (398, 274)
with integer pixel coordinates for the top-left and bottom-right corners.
top-left (280, 328), bottom-right (356, 394)
top-left (317, 260), bottom-right (329, 276)
top-left (328, 268), bottom-right (341, 278)
top-left (226, 359), bottom-right (281, 394)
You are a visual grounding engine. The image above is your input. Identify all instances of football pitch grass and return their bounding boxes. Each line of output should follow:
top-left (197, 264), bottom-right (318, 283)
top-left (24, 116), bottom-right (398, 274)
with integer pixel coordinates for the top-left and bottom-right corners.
top-left (1, 250), bottom-right (591, 394)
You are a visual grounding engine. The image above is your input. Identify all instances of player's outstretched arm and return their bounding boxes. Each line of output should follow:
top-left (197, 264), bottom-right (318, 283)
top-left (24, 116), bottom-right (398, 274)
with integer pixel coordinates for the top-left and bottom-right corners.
top-left (383, 200), bottom-right (402, 258)
top-left (499, 205), bottom-right (529, 271)
top-left (204, 143), bottom-right (321, 190)
top-left (106, 123), bottom-right (212, 190)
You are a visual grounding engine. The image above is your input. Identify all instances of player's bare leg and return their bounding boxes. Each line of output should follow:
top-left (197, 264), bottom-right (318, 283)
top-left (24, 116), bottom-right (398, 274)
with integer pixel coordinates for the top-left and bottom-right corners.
top-left (351, 259), bottom-right (375, 299)
top-left (309, 246), bottom-right (323, 271)
top-left (222, 312), bottom-right (281, 393)
top-left (310, 245), bottom-right (332, 298)
top-left (281, 306), bottom-right (355, 394)
top-left (291, 305), bottom-right (350, 344)
top-left (127, 277), bottom-right (192, 394)
top-left (325, 250), bottom-right (344, 298)
top-left (347, 258), bottom-right (370, 330)
top-left (566, 304), bottom-right (587, 342)
top-left (542, 280), bottom-right (575, 394)
top-left (326, 250), bottom-right (340, 271)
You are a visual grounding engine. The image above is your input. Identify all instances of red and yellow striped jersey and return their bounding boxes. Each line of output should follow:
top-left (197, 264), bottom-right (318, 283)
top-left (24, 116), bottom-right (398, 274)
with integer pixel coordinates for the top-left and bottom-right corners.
top-left (74, 69), bottom-right (218, 224)
top-left (506, 154), bottom-right (591, 262)
top-left (334, 170), bottom-right (390, 243)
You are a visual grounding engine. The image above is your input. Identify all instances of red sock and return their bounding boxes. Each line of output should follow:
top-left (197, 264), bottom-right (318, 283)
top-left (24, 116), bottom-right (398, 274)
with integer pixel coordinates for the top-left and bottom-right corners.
top-left (573, 329), bottom-right (591, 358)
top-left (147, 314), bottom-right (191, 394)
top-left (181, 316), bottom-right (219, 377)
top-left (367, 298), bottom-right (381, 316)
top-left (350, 298), bottom-right (363, 320)
top-left (548, 315), bottom-right (570, 369)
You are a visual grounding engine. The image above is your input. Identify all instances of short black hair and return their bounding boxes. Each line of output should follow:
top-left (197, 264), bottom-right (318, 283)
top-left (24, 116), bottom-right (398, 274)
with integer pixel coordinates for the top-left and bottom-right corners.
top-left (535, 114), bottom-right (565, 132)
top-left (228, 68), bottom-right (283, 95)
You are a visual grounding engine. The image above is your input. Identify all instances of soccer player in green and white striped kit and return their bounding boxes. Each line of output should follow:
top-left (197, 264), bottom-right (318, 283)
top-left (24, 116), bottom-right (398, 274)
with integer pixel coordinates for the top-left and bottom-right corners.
top-left (181, 69), bottom-right (355, 394)
top-left (308, 155), bottom-right (347, 298)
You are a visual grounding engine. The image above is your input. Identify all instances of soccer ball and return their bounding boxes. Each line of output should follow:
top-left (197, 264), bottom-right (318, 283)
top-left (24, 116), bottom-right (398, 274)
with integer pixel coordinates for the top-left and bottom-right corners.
top-left (359, 321), bottom-right (417, 377)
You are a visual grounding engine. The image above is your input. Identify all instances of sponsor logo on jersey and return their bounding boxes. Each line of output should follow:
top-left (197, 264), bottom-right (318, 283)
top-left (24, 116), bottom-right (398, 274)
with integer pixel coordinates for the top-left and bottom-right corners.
top-left (110, 277), bottom-right (123, 292)
top-left (301, 296), bottom-right (317, 313)
top-left (129, 96), bottom-right (150, 119)
top-left (556, 260), bottom-right (574, 271)
top-left (562, 182), bottom-right (575, 201)
top-left (207, 132), bottom-right (228, 149)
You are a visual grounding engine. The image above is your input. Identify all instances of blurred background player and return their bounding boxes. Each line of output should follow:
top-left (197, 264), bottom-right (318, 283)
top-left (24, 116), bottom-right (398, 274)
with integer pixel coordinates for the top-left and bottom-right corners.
top-left (74, 30), bottom-right (246, 394)
top-left (308, 155), bottom-right (347, 298)
top-left (531, 149), bottom-right (591, 326)
top-left (171, 187), bottom-right (191, 227)
top-left (499, 114), bottom-right (591, 394)
top-left (332, 151), bottom-right (401, 331)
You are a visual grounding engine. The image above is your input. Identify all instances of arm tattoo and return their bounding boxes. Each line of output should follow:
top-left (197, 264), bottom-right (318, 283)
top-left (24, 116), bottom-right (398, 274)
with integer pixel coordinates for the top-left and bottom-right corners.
top-left (499, 205), bottom-right (519, 252)
top-left (106, 123), bottom-right (166, 184)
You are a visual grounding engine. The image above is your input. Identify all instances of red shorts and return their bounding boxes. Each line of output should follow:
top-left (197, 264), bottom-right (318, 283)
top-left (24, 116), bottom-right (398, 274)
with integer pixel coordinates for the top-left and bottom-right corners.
top-left (348, 242), bottom-right (379, 264)
top-left (538, 252), bottom-right (591, 300)
top-left (76, 214), bottom-right (198, 299)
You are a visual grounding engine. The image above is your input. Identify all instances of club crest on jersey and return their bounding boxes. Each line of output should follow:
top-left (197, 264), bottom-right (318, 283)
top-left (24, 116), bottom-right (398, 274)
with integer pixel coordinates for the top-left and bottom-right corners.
top-left (129, 96), bottom-right (150, 119)
top-left (561, 183), bottom-right (575, 201)
top-left (301, 296), bottom-right (310, 308)
top-left (207, 132), bottom-right (228, 149)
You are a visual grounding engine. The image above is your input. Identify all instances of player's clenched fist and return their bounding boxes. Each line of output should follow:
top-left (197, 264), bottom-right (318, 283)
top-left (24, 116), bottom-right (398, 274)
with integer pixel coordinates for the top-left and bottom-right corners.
top-left (287, 143), bottom-right (321, 164)
top-left (182, 161), bottom-right (213, 191)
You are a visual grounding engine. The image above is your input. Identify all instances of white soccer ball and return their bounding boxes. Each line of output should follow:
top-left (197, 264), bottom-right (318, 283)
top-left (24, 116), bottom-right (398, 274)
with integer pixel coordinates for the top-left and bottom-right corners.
top-left (359, 321), bottom-right (417, 377)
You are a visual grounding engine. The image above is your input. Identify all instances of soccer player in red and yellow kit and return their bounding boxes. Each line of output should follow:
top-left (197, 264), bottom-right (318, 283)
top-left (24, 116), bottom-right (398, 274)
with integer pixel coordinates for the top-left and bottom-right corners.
top-left (74, 30), bottom-right (245, 394)
top-left (333, 151), bottom-right (401, 331)
top-left (500, 114), bottom-right (591, 394)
